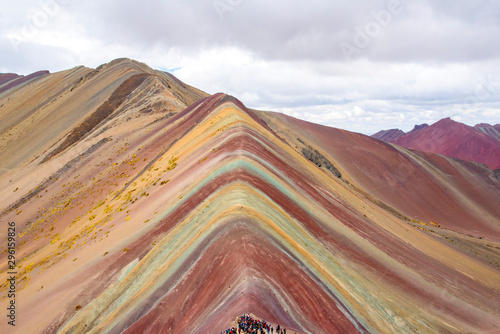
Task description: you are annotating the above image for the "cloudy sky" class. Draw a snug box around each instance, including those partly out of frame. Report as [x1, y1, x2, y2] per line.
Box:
[1, 0, 499, 134]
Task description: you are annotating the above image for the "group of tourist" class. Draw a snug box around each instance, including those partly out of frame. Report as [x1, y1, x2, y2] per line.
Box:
[221, 314, 287, 334]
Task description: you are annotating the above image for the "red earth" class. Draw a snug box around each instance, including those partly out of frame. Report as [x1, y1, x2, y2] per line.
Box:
[373, 118, 500, 169]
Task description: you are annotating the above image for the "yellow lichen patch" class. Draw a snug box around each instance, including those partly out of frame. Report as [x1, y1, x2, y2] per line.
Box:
[104, 205, 114, 214]
[92, 201, 106, 211]
[51, 233, 61, 244]
[70, 216, 81, 227]
[165, 156, 178, 171]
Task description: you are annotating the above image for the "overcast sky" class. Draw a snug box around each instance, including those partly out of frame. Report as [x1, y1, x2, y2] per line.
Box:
[1, 0, 499, 134]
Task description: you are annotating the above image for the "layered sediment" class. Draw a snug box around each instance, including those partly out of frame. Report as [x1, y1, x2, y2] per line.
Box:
[0, 59, 499, 333]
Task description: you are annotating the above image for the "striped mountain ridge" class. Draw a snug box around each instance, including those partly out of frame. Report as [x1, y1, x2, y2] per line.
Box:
[0, 70, 50, 95]
[0, 59, 499, 333]
[475, 123, 500, 142]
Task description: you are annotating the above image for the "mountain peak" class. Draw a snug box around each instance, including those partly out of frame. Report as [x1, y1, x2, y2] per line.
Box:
[371, 128, 405, 141]
[372, 117, 500, 169]
[408, 123, 428, 134]
[475, 123, 494, 128]
[434, 117, 461, 126]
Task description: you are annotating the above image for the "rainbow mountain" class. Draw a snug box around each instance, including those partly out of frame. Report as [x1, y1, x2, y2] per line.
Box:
[1, 58, 500, 333]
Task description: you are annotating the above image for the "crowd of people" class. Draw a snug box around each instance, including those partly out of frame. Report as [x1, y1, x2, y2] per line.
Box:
[221, 314, 288, 334]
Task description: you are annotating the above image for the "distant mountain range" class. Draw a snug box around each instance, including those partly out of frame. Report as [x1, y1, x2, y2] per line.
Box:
[372, 118, 500, 169]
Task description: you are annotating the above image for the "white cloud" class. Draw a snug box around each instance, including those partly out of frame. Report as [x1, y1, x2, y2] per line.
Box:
[0, 0, 499, 134]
